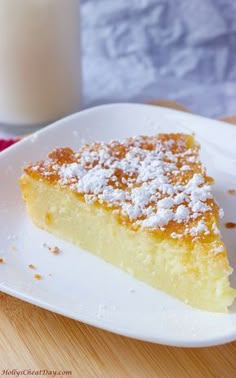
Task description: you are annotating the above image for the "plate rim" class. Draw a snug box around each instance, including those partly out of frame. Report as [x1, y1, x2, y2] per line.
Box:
[1, 285, 235, 348]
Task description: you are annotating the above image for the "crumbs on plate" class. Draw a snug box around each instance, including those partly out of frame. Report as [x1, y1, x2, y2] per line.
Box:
[0, 258, 4, 264]
[34, 274, 42, 280]
[227, 189, 236, 195]
[43, 243, 60, 255]
[28, 264, 36, 270]
[49, 246, 60, 255]
[225, 222, 236, 229]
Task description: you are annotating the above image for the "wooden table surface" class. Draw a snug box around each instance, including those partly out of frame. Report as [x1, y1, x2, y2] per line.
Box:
[0, 101, 236, 378]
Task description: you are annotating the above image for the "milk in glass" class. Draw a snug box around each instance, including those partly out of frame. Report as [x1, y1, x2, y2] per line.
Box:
[0, 0, 81, 129]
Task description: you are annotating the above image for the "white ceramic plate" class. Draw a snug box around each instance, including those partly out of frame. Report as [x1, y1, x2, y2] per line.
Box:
[0, 104, 236, 347]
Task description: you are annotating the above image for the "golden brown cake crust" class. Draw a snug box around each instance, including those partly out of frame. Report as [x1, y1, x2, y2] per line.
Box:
[25, 134, 221, 244]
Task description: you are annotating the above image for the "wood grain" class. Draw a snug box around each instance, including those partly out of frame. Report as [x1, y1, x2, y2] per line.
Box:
[220, 115, 236, 125]
[0, 101, 235, 378]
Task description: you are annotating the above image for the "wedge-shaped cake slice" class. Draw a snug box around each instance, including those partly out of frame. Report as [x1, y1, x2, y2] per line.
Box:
[20, 134, 236, 312]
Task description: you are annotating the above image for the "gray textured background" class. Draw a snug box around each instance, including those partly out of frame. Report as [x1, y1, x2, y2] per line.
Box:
[82, 0, 236, 118]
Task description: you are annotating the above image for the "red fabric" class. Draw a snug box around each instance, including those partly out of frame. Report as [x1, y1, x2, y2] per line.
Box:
[0, 138, 18, 152]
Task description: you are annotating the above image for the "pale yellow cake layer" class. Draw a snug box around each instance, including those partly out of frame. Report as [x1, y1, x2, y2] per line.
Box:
[20, 175, 236, 312]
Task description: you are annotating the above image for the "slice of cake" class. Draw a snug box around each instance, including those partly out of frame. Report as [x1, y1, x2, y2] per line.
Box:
[20, 133, 236, 312]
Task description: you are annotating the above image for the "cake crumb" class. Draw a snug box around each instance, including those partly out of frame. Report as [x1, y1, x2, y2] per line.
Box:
[225, 222, 236, 229]
[49, 246, 60, 255]
[0, 258, 4, 264]
[28, 264, 36, 270]
[11, 245, 17, 252]
[43, 243, 61, 255]
[34, 274, 42, 280]
[227, 189, 236, 195]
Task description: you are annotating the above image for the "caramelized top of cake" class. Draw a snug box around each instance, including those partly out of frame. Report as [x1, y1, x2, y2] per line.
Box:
[25, 133, 223, 242]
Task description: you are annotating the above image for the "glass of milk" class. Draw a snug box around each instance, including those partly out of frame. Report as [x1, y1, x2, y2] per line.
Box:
[0, 0, 81, 132]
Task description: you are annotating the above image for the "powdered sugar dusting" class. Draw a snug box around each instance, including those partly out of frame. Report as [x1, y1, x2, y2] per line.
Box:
[26, 134, 221, 241]
[190, 220, 210, 236]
